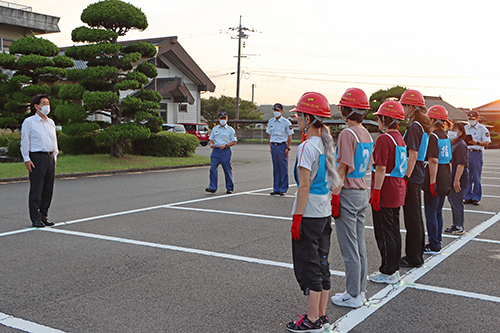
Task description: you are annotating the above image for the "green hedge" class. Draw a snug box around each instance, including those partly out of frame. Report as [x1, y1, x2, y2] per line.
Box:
[7, 138, 21, 157]
[133, 132, 199, 157]
[57, 132, 110, 155]
[0, 133, 21, 147]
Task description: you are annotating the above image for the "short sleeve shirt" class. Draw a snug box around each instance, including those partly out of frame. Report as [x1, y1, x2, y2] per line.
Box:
[424, 129, 451, 196]
[465, 123, 491, 150]
[266, 117, 294, 143]
[404, 121, 425, 184]
[209, 125, 237, 146]
[371, 131, 406, 208]
[336, 126, 373, 190]
[451, 138, 469, 188]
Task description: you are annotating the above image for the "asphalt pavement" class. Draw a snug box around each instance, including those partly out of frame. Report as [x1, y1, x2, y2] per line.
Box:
[1, 143, 499, 332]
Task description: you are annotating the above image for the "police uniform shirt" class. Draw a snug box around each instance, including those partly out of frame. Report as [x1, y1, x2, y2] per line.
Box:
[20, 114, 59, 162]
[465, 123, 491, 151]
[266, 117, 294, 143]
[209, 124, 237, 147]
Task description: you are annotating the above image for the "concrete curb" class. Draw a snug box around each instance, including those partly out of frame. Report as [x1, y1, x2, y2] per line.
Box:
[0, 163, 210, 183]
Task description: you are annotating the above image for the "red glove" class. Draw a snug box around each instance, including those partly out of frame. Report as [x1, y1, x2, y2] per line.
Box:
[291, 214, 302, 241]
[331, 194, 340, 218]
[430, 182, 437, 197]
[370, 189, 381, 212]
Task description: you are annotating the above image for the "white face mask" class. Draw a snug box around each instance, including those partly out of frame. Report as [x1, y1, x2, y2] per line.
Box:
[448, 131, 458, 141]
[273, 111, 282, 118]
[469, 120, 477, 126]
[39, 105, 50, 116]
[219, 119, 227, 126]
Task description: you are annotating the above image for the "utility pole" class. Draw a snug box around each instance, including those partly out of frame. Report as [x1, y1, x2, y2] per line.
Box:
[229, 16, 256, 121]
[251, 84, 256, 104]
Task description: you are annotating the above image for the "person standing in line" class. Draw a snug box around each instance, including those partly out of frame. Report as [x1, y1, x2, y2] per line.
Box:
[463, 110, 490, 205]
[369, 101, 407, 285]
[286, 92, 341, 333]
[445, 122, 469, 235]
[267, 103, 294, 196]
[423, 105, 452, 254]
[205, 112, 237, 194]
[20, 94, 59, 228]
[330, 88, 372, 308]
[399, 89, 432, 268]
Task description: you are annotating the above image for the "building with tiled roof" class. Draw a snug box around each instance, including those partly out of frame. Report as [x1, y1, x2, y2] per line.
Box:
[424, 95, 467, 121]
[472, 100, 500, 121]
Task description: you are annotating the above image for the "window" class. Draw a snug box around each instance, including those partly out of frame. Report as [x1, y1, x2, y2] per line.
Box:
[179, 104, 188, 113]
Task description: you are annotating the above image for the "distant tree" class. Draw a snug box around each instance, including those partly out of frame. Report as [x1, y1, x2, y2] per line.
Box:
[201, 95, 263, 127]
[367, 85, 407, 120]
[63, 0, 162, 157]
[0, 35, 73, 130]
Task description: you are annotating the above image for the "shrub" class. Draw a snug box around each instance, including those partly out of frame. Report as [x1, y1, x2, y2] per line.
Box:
[57, 132, 109, 155]
[0, 132, 21, 147]
[7, 138, 21, 157]
[133, 132, 199, 157]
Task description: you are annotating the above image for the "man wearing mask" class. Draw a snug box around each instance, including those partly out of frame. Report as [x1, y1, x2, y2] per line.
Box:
[205, 112, 237, 194]
[267, 103, 294, 196]
[20, 95, 59, 228]
[464, 111, 490, 205]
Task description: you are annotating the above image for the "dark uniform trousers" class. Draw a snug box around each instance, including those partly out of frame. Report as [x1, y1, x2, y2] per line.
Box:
[28, 152, 55, 223]
[403, 182, 425, 265]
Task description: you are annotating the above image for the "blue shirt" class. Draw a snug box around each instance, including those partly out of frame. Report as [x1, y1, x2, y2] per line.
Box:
[266, 117, 294, 143]
[209, 125, 237, 147]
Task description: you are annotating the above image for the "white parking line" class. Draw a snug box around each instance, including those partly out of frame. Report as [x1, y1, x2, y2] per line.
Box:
[0, 312, 65, 333]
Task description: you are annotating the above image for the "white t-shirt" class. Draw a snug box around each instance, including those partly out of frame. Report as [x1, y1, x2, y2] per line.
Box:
[292, 136, 331, 218]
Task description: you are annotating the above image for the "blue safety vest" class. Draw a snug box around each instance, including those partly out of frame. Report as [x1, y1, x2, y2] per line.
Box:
[294, 141, 329, 195]
[343, 128, 373, 179]
[372, 133, 407, 178]
[431, 133, 452, 164]
[403, 121, 429, 162]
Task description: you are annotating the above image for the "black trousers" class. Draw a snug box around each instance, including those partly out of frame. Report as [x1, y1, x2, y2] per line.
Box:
[28, 152, 55, 223]
[372, 206, 401, 275]
[292, 216, 332, 294]
[402, 182, 425, 265]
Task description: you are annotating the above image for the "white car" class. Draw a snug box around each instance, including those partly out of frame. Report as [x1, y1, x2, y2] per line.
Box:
[162, 124, 186, 133]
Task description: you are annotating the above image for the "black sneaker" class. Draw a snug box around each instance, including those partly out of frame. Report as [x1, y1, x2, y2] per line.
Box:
[473, 200, 480, 206]
[270, 191, 280, 196]
[205, 188, 216, 193]
[444, 225, 465, 235]
[463, 199, 473, 204]
[279, 192, 286, 196]
[226, 189, 233, 194]
[423, 244, 441, 255]
[286, 314, 323, 333]
[41, 217, 54, 226]
[319, 315, 330, 330]
[399, 256, 422, 268]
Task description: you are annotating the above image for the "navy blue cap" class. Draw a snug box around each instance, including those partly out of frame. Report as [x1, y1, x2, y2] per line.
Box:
[218, 111, 228, 118]
[273, 103, 283, 111]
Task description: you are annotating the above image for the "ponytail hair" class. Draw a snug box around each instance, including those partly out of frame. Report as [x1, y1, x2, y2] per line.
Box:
[411, 107, 432, 134]
[320, 124, 342, 189]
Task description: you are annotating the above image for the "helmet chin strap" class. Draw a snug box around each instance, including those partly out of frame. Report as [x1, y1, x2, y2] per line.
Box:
[405, 105, 421, 122]
[431, 119, 444, 127]
[381, 115, 400, 133]
[302, 113, 323, 133]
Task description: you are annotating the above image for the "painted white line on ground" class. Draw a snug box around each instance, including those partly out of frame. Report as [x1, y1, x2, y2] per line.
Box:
[481, 177, 500, 180]
[165, 205, 291, 220]
[0, 228, 34, 238]
[40, 227, 346, 277]
[481, 184, 500, 188]
[419, 206, 496, 215]
[472, 238, 500, 245]
[332, 212, 500, 333]
[0, 312, 65, 333]
[482, 195, 500, 198]
[406, 283, 500, 303]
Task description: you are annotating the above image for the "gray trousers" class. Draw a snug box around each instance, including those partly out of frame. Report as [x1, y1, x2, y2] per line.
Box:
[448, 186, 465, 228]
[334, 188, 368, 297]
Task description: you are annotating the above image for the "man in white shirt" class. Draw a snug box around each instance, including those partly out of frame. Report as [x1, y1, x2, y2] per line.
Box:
[464, 110, 490, 205]
[20, 95, 59, 227]
[267, 103, 294, 196]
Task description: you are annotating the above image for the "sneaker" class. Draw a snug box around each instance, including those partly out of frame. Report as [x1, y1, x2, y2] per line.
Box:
[226, 189, 233, 194]
[334, 290, 367, 304]
[444, 225, 465, 235]
[270, 191, 280, 196]
[286, 314, 323, 333]
[279, 192, 286, 196]
[473, 200, 480, 206]
[318, 315, 329, 330]
[205, 188, 216, 193]
[369, 271, 400, 284]
[331, 292, 364, 308]
[423, 244, 441, 255]
[400, 256, 422, 268]
[463, 199, 473, 204]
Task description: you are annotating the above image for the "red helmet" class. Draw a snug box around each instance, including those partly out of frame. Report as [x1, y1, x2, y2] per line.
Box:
[291, 92, 331, 118]
[374, 100, 405, 120]
[427, 105, 448, 120]
[400, 89, 425, 107]
[337, 88, 370, 109]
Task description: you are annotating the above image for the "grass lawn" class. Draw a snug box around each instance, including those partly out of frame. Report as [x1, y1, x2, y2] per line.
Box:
[0, 154, 210, 180]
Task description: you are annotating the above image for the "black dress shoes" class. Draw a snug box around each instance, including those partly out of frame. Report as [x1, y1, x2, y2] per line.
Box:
[41, 217, 55, 226]
[32, 220, 45, 228]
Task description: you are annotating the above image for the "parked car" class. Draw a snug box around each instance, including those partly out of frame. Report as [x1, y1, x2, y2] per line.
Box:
[176, 123, 210, 146]
[162, 124, 186, 133]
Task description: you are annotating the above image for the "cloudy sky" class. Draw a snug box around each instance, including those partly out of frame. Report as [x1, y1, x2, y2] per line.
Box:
[21, 0, 500, 108]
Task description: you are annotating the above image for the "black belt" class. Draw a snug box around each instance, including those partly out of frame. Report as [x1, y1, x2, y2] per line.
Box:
[271, 142, 287, 145]
[30, 151, 53, 155]
[468, 149, 482, 152]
